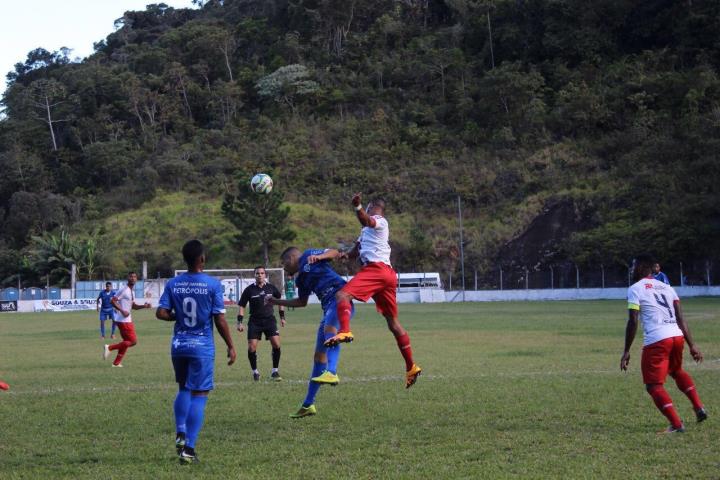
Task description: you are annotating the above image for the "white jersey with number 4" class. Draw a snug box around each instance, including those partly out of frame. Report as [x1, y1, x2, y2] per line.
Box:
[358, 215, 391, 266]
[113, 285, 135, 323]
[627, 277, 682, 346]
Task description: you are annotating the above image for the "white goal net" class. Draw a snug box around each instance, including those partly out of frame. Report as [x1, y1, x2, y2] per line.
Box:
[174, 268, 286, 306]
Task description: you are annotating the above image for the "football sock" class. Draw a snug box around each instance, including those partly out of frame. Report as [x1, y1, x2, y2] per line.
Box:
[303, 361, 326, 407]
[324, 333, 341, 374]
[336, 299, 352, 333]
[173, 387, 191, 435]
[647, 384, 683, 429]
[272, 347, 281, 369]
[100, 320, 105, 338]
[395, 332, 415, 371]
[671, 370, 703, 410]
[248, 351, 257, 370]
[111, 322, 117, 336]
[186, 395, 208, 449]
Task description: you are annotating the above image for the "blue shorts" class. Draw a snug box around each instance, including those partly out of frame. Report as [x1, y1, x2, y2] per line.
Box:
[172, 356, 214, 391]
[99, 311, 114, 321]
[314, 300, 353, 352]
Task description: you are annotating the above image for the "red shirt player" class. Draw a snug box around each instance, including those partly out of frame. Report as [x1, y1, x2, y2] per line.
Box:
[325, 193, 422, 388]
[621, 254, 707, 433]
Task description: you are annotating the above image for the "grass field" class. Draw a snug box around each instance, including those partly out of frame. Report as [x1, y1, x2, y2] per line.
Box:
[1, 299, 718, 479]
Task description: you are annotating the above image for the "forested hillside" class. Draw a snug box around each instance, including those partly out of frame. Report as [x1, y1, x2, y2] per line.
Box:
[1, 0, 719, 286]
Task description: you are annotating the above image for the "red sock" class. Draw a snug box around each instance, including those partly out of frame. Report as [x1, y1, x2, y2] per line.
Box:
[647, 384, 683, 428]
[336, 299, 352, 333]
[113, 342, 133, 365]
[395, 333, 414, 371]
[672, 370, 703, 410]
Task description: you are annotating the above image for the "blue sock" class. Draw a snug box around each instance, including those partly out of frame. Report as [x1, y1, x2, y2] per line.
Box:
[303, 361, 326, 408]
[174, 387, 191, 435]
[186, 395, 208, 449]
[100, 320, 105, 337]
[324, 335, 341, 375]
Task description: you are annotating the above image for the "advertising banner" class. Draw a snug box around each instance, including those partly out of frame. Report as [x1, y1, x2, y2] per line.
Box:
[0, 300, 17, 312]
[33, 299, 96, 312]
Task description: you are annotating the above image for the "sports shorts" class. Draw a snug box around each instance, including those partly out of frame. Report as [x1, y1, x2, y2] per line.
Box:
[172, 356, 214, 391]
[641, 336, 685, 385]
[116, 322, 137, 343]
[341, 262, 398, 318]
[99, 310, 114, 321]
[247, 317, 279, 341]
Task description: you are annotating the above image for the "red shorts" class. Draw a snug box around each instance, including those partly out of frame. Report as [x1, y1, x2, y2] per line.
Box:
[641, 336, 684, 384]
[116, 322, 137, 343]
[341, 262, 398, 318]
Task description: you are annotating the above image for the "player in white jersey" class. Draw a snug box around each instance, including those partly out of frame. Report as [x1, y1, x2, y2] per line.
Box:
[325, 193, 422, 389]
[103, 272, 151, 367]
[620, 254, 707, 433]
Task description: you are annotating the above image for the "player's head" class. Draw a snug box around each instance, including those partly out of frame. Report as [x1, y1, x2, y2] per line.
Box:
[632, 254, 656, 282]
[182, 239, 206, 270]
[280, 247, 301, 275]
[367, 197, 386, 216]
[127, 271, 138, 286]
[105, 282, 112, 291]
[652, 262, 661, 274]
[254, 266, 266, 284]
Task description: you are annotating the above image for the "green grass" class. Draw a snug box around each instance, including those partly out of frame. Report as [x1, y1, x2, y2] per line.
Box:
[1, 299, 719, 479]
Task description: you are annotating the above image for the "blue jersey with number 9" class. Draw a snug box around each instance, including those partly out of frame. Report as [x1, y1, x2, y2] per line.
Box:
[159, 272, 226, 358]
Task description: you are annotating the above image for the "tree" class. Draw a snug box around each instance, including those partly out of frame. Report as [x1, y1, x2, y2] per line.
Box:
[24, 79, 72, 151]
[221, 171, 295, 265]
[256, 64, 319, 113]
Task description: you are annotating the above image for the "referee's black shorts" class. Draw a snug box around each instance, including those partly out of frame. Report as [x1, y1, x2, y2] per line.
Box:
[247, 317, 279, 340]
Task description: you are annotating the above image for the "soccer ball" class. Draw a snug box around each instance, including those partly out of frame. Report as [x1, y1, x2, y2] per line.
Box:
[250, 173, 273, 194]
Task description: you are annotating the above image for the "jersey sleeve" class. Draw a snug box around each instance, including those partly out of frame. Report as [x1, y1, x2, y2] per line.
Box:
[158, 284, 172, 310]
[669, 285, 680, 303]
[373, 216, 388, 231]
[297, 274, 311, 299]
[238, 287, 250, 307]
[212, 281, 226, 315]
[627, 285, 640, 310]
[272, 285, 281, 299]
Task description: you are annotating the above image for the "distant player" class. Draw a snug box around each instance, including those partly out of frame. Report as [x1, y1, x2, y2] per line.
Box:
[237, 266, 285, 381]
[156, 239, 236, 464]
[325, 193, 422, 388]
[267, 247, 353, 418]
[620, 254, 707, 433]
[96, 282, 117, 339]
[652, 262, 670, 285]
[102, 272, 151, 367]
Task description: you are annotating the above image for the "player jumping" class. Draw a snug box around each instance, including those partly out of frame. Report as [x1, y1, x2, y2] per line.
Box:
[325, 193, 422, 388]
[267, 247, 354, 418]
[621, 254, 708, 433]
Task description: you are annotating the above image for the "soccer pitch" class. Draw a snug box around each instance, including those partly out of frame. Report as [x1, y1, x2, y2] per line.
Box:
[1, 299, 718, 479]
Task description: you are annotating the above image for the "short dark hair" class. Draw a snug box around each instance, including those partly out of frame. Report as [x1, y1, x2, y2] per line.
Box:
[128, 271, 137, 276]
[370, 197, 386, 213]
[634, 254, 656, 273]
[182, 240, 205, 267]
[281, 247, 300, 261]
[105, 282, 112, 287]
[254, 266, 266, 274]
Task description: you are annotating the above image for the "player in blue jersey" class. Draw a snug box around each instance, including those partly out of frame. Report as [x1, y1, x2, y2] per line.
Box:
[96, 282, 117, 339]
[266, 246, 354, 418]
[156, 240, 237, 464]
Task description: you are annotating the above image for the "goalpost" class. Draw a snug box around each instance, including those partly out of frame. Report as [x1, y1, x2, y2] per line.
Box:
[173, 268, 286, 306]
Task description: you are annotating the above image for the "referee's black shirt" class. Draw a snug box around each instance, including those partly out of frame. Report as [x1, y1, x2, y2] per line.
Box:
[238, 282, 281, 323]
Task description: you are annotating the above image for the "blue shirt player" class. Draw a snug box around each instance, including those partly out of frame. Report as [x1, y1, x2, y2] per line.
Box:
[267, 247, 355, 418]
[96, 282, 117, 339]
[156, 240, 236, 464]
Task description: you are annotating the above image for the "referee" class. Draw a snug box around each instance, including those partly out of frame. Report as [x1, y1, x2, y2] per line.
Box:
[236, 266, 285, 381]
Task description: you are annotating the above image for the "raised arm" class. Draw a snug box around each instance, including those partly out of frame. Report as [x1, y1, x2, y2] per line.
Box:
[266, 296, 309, 309]
[675, 302, 703, 363]
[352, 193, 376, 228]
[308, 249, 342, 264]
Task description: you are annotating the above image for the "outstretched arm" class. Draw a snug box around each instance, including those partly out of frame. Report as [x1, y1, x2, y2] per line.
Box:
[308, 249, 342, 264]
[620, 310, 639, 371]
[351, 193, 377, 228]
[675, 302, 703, 363]
[266, 296, 309, 308]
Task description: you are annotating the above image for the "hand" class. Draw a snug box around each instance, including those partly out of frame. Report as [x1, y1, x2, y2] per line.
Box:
[227, 347, 236, 365]
[351, 192, 362, 208]
[620, 351, 631, 371]
[281, 318, 286, 328]
[308, 255, 320, 264]
[236, 323, 244, 333]
[690, 345, 703, 363]
[144, 302, 151, 309]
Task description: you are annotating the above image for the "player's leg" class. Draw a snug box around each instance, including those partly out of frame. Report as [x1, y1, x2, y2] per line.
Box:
[667, 336, 706, 421]
[171, 356, 191, 455]
[642, 339, 683, 431]
[110, 320, 117, 339]
[269, 330, 282, 381]
[247, 333, 260, 380]
[179, 357, 214, 464]
[310, 305, 345, 387]
[328, 264, 384, 345]
[99, 312, 106, 339]
[112, 323, 137, 366]
[292, 324, 328, 418]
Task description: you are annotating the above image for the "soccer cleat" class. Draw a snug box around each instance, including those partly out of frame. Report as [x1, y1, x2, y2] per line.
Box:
[175, 434, 186, 456]
[179, 448, 199, 464]
[111, 363, 123, 368]
[0, 382, 9, 391]
[252, 372, 260, 381]
[311, 370, 339, 385]
[696, 407, 708, 423]
[323, 331, 354, 347]
[271, 371, 282, 382]
[405, 364, 422, 389]
[102, 345, 110, 360]
[657, 424, 685, 434]
[290, 404, 317, 419]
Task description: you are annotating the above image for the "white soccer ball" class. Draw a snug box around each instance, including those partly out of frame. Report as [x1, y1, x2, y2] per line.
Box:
[250, 173, 273, 194]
